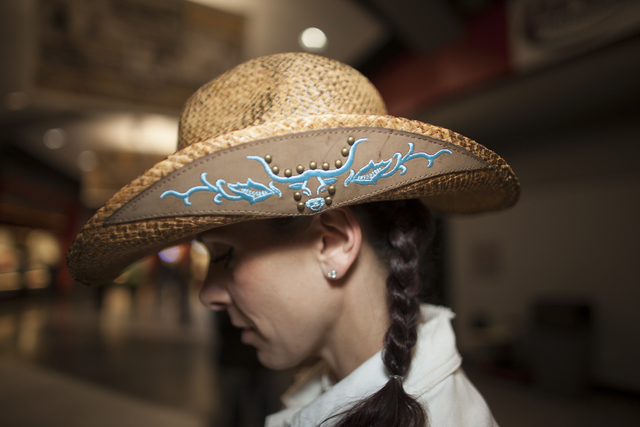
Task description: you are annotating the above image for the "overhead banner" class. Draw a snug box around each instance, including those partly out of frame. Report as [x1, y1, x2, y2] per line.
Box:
[35, 0, 244, 110]
[507, 0, 640, 71]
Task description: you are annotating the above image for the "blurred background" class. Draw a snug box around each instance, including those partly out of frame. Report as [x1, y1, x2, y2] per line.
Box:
[1, 0, 639, 426]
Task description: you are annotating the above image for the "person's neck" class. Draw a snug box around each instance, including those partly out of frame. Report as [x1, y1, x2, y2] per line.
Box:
[319, 246, 390, 381]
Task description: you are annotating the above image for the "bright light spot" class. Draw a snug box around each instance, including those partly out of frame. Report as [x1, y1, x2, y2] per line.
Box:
[4, 91, 29, 111]
[190, 241, 209, 281]
[300, 27, 327, 51]
[94, 114, 178, 155]
[191, 240, 207, 255]
[43, 128, 67, 150]
[26, 229, 61, 266]
[77, 150, 98, 172]
[159, 246, 181, 263]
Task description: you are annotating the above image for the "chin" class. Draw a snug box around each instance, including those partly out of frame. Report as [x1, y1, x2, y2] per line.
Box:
[256, 351, 299, 371]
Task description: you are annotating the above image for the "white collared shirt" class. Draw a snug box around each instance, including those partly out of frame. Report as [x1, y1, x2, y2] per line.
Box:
[266, 305, 498, 427]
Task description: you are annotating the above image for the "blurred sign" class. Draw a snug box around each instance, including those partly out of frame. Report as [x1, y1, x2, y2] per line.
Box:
[81, 150, 166, 208]
[35, 0, 244, 110]
[508, 0, 640, 71]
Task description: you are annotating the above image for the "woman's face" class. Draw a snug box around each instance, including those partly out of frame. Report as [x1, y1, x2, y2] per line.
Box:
[198, 219, 343, 370]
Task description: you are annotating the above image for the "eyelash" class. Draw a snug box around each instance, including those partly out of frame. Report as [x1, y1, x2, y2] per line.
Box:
[212, 248, 234, 268]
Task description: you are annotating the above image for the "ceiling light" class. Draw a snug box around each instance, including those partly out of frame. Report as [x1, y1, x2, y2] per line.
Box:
[300, 27, 327, 51]
[77, 150, 98, 172]
[43, 128, 67, 150]
[94, 113, 178, 154]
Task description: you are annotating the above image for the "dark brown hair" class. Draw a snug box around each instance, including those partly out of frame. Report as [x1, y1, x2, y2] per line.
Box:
[325, 199, 434, 427]
[268, 199, 435, 427]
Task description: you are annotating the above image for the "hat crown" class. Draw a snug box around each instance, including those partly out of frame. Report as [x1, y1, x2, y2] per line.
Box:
[177, 53, 387, 150]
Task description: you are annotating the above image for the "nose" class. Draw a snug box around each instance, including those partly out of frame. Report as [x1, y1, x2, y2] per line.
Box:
[199, 265, 232, 311]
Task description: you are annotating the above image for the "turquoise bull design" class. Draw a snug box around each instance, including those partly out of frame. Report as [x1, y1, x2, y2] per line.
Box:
[161, 137, 451, 212]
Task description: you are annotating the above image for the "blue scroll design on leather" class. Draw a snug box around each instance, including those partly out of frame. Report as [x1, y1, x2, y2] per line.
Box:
[160, 173, 281, 205]
[246, 137, 368, 196]
[344, 143, 451, 186]
[160, 137, 452, 208]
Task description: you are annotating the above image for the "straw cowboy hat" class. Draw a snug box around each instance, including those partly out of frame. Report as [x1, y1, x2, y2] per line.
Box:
[67, 52, 519, 286]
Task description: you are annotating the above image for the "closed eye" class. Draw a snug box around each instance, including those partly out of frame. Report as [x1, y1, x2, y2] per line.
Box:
[212, 247, 234, 268]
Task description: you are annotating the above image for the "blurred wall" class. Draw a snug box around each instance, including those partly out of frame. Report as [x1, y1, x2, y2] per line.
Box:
[448, 120, 640, 392]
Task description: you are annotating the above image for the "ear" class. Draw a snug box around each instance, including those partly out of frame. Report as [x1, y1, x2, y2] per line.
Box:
[316, 208, 362, 280]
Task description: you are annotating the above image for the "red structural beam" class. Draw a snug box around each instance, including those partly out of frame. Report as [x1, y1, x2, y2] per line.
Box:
[370, 2, 511, 117]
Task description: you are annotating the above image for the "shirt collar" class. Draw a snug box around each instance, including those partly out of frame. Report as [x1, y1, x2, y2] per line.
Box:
[266, 304, 461, 427]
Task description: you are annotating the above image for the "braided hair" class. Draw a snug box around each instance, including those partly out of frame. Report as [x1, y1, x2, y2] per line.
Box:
[326, 199, 435, 427]
[269, 199, 435, 427]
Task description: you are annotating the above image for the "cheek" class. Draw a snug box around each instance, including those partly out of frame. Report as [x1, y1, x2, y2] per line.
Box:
[230, 248, 342, 367]
[231, 257, 284, 318]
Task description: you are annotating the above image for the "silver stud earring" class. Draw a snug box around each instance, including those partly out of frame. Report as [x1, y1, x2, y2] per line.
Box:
[327, 270, 338, 279]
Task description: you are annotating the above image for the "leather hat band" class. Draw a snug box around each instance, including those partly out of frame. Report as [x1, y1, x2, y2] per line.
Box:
[105, 127, 490, 225]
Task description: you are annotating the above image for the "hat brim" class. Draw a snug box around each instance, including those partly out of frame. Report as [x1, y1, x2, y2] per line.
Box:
[67, 114, 519, 286]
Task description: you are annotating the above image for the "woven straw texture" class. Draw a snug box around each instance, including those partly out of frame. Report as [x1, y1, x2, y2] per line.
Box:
[67, 53, 519, 286]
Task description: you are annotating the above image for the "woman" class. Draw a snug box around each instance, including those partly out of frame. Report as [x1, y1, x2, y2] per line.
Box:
[68, 53, 519, 426]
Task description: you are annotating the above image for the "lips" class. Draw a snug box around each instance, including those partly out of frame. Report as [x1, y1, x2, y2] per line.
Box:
[229, 314, 251, 330]
[228, 312, 257, 343]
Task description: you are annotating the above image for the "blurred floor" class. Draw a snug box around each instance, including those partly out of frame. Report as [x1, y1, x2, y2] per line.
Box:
[467, 368, 640, 427]
[0, 358, 204, 427]
[0, 281, 218, 427]
[1, 283, 638, 427]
